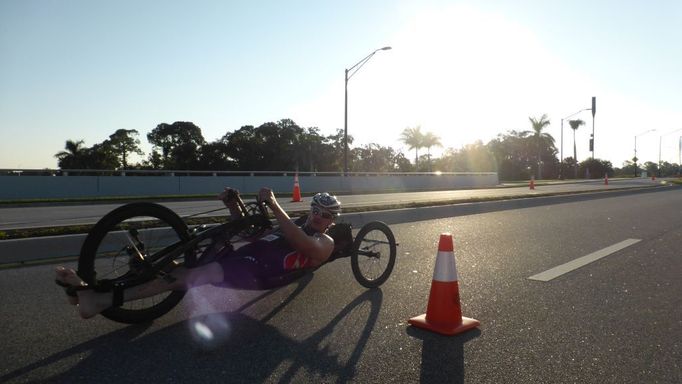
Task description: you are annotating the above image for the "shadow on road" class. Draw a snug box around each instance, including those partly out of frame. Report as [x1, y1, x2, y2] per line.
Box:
[407, 326, 481, 384]
[2, 279, 384, 384]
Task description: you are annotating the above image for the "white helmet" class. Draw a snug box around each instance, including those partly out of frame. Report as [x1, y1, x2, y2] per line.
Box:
[311, 192, 341, 216]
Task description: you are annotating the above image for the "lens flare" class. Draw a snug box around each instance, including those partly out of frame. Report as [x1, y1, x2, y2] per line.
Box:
[194, 321, 213, 340]
[186, 288, 233, 348]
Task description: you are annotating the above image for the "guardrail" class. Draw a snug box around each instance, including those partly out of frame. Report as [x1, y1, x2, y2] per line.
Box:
[0, 169, 499, 200]
[0, 168, 495, 177]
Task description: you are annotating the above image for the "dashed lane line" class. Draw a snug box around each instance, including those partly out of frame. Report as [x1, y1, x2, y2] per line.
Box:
[528, 239, 641, 282]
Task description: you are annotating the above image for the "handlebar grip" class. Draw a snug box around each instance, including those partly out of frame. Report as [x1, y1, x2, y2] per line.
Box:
[255, 197, 269, 216]
[226, 189, 239, 201]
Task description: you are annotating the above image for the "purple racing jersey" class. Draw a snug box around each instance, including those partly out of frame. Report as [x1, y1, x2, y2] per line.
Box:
[215, 223, 320, 290]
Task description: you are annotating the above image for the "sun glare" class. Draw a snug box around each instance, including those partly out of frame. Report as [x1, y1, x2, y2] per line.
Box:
[292, 4, 592, 159]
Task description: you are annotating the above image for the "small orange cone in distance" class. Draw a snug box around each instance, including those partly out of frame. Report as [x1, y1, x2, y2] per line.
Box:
[291, 173, 302, 202]
[604, 173, 609, 185]
[408, 233, 480, 336]
[529, 176, 535, 190]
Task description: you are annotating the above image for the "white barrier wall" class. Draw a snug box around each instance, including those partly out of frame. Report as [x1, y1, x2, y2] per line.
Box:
[0, 173, 499, 200]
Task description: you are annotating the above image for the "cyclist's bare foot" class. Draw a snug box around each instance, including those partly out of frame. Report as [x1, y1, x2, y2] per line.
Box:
[55, 266, 82, 305]
[54, 267, 110, 319]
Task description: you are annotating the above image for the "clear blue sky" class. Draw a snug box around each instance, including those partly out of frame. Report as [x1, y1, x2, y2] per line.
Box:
[1, 0, 681, 169]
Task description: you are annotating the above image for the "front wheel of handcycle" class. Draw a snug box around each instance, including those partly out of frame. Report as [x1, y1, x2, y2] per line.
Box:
[351, 221, 397, 288]
[77, 202, 193, 324]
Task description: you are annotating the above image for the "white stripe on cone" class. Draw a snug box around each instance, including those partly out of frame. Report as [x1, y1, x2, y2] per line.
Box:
[432, 250, 458, 282]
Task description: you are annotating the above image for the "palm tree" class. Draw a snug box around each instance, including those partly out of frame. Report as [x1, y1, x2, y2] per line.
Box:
[528, 114, 551, 179]
[55, 139, 87, 169]
[400, 126, 423, 170]
[422, 132, 442, 172]
[568, 119, 585, 178]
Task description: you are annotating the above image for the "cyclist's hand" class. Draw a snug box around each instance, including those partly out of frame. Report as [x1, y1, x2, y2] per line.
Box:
[258, 187, 276, 208]
[218, 187, 239, 203]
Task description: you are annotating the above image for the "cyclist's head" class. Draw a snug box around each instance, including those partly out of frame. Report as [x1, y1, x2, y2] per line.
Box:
[310, 192, 341, 219]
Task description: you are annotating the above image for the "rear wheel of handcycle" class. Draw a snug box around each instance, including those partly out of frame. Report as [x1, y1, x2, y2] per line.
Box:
[78, 202, 193, 324]
[351, 221, 397, 288]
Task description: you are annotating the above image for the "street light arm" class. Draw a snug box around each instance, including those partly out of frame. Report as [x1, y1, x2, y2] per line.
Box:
[562, 108, 591, 120]
[660, 127, 682, 136]
[635, 128, 656, 137]
[347, 51, 376, 81]
[346, 46, 392, 80]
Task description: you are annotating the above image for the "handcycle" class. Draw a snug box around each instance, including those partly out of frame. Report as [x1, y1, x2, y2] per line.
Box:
[72, 194, 397, 324]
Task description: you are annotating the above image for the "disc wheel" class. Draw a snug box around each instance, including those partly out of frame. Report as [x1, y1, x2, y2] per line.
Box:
[77, 202, 192, 324]
[351, 221, 397, 288]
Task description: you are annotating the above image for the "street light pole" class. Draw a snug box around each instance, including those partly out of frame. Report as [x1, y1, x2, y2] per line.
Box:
[659, 135, 662, 177]
[591, 96, 596, 159]
[634, 129, 656, 177]
[343, 46, 392, 175]
[560, 108, 590, 179]
[344, 68, 349, 175]
[658, 128, 682, 177]
[634, 135, 638, 178]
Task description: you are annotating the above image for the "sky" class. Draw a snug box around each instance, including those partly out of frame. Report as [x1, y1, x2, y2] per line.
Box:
[1, 0, 681, 170]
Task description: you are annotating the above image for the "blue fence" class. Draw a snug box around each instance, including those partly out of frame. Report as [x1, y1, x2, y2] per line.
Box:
[0, 169, 499, 200]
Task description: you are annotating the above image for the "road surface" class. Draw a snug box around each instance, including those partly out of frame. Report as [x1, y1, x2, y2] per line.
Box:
[1, 186, 680, 383]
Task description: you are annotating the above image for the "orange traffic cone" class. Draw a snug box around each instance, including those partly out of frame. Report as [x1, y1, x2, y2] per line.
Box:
[408, 233, 480, 335]
[604, 173, 609, 185]
[529, 176, 535, 190]
[291, 173, 302, 202]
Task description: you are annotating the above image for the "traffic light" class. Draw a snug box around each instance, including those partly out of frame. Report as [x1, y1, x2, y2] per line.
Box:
[592, 97, 596, 117]
[589, 138, 594, 152]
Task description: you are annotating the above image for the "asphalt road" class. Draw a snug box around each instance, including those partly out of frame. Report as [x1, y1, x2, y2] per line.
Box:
[1, 186, 680, 383]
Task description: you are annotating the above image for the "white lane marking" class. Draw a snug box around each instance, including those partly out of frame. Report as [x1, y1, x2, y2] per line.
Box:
[528, 239, 641, 282]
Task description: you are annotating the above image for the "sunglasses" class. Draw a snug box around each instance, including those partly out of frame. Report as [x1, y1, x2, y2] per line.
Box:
[311, 206, 334, 219]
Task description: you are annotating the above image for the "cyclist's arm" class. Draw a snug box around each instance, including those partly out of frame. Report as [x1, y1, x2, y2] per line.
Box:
[261, 190, 334, 266]
[218, 188, 244, 220]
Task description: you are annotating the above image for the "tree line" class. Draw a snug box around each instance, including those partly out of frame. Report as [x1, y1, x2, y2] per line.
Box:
[55, 119, 407, 173]
[54, 117, 680, 180]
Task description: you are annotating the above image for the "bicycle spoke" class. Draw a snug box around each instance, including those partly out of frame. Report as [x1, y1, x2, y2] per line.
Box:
[357, 232, 390, 281]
